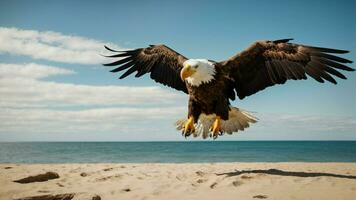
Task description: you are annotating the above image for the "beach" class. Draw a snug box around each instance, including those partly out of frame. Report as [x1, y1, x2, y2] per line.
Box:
[1, 163, 355, 200]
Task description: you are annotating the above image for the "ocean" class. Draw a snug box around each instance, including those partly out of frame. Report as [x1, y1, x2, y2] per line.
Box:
[0, 141, 355, 163]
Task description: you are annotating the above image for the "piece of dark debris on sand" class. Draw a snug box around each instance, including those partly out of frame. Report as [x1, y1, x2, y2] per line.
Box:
[14, 193, 102, 200]
[14, 172, 59, 184]
[14, 193, 75, 200]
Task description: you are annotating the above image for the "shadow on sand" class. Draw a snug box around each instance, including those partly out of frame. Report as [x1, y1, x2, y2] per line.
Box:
[216, 168, 356, 180]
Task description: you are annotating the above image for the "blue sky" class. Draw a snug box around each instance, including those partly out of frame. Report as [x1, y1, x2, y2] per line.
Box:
[0, 0, 355, 141]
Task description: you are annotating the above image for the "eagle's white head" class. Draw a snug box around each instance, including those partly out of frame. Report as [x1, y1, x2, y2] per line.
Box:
[180, 59, 216, 86]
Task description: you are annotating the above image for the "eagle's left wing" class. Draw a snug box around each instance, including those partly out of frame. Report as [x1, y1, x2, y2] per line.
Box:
[103, 44, 188, 93]
[219, 39, 354, 100]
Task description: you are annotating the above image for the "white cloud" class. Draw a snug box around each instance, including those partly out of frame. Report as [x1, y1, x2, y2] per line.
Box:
[256, 113, 356, 132]
[0, 107, 185, 134]
[0, 62, 186, 135]
[0, 63, 75, 79]
[0, 63, 186, 108]
[0, 27, 120, 64]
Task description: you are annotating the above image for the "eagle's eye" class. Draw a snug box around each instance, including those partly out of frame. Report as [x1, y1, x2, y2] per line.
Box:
[193, 65, 198, 69]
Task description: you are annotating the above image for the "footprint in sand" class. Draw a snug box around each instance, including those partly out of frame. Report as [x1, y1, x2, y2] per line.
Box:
[95, 174, 123, 182]
[232, 180, 243, 187]
[253, 194, 268, 199]
[56, 183, 65, 187]
[176, 174, 188, 181]
[210, 182, 218, 189]
[196, 178, 208, 184]
[103, 167, 114, 171]
[196, 171, 205, 177]
[37, 190, 50, 193]
[80, 172, 89, 177]
[121, 188, 131, 193]
[240, 175, 254, 180]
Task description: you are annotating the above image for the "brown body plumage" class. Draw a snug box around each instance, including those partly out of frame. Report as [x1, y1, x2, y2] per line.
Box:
[186, 65, 233, 122]
[103, 39, 354, 139]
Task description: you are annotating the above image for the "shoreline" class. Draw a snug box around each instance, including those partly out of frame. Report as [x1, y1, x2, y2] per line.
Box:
[1, 163, 355, 200]
[2, 161, 356, 164]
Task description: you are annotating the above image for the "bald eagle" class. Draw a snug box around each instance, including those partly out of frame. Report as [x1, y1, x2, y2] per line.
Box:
[103, 39, 353, 139]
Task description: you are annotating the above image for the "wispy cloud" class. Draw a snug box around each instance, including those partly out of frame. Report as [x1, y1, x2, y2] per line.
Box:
[256, 113, 356, 132]
[0, 107, 185, 134]
[0, 62, 75, 79]
[0, 27, 120, 64]
[0, 62, 186, 135]
[0, 63, 185, 108]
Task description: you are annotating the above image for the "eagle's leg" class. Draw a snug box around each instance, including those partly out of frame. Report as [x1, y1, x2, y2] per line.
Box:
[210, 116, 221, 139]
[182, 116, 195, 137]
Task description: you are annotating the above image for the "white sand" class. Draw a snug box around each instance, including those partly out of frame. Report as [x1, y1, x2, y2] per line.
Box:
[1, 163, 356, 200]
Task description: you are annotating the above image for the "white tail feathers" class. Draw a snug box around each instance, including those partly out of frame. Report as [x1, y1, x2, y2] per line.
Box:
[175, 107, 258, 139]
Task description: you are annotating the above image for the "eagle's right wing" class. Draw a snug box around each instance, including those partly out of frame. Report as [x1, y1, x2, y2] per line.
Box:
[104, 44, 188, 93]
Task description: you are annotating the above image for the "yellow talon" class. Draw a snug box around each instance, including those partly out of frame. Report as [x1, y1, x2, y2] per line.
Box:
[210, 116, 221, 139]
[183, 116, 195, 137]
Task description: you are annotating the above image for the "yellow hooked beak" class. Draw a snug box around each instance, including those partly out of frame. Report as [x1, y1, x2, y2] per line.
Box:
[180, 64, 196, 81]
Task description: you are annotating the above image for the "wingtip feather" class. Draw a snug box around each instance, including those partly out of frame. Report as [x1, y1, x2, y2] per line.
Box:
[104, 45, 119, 52]
[103, 63, 114, 66]
[273, 38, 294, 43]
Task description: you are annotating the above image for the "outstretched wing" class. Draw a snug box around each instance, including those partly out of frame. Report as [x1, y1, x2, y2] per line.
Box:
[103, 44, 188, 93]
[219, 39, 354, 99]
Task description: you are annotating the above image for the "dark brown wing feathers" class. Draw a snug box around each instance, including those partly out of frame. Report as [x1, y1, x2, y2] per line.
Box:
[220, 39, 354, 99]
[103, 45, 188, 93]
